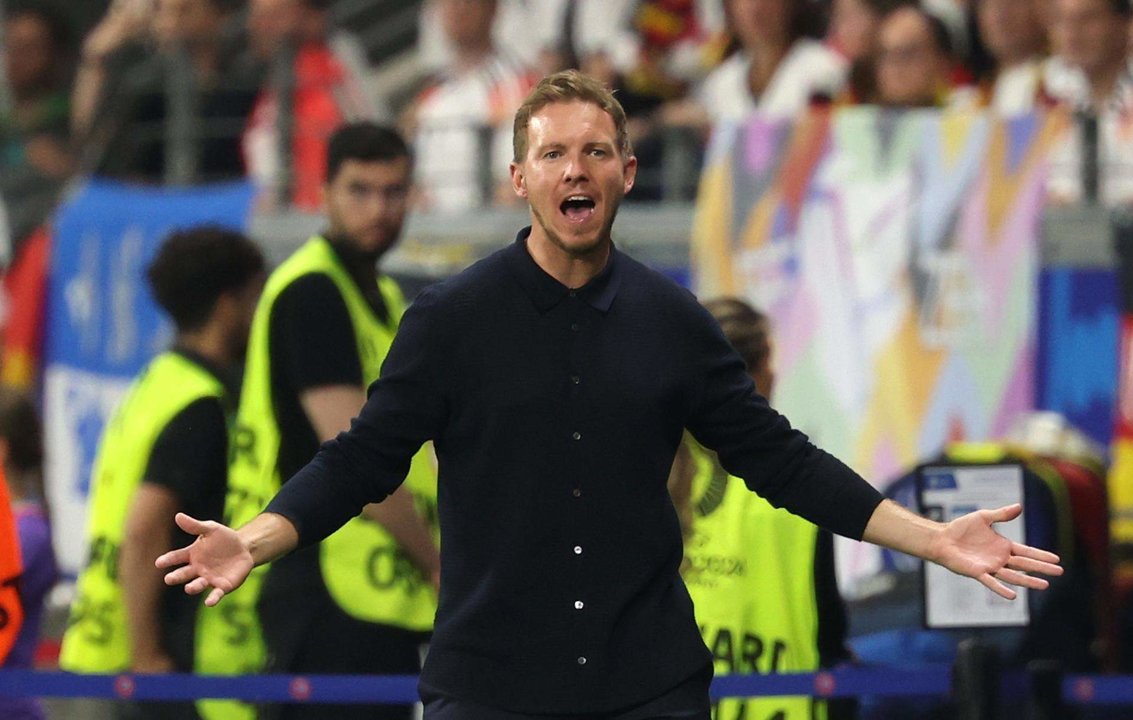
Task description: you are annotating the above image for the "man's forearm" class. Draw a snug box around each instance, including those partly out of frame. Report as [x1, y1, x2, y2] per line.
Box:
[121, 486, 177, 668]
[120, 533, 172, 667]
[238, 512, 301, 567]
[861, 499, 944, 562]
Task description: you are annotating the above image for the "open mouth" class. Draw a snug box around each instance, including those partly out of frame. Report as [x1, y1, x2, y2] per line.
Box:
[560, 195, 597, 223]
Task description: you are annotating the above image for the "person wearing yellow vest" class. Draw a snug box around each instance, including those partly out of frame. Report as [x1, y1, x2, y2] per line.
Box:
[60, 226, 266, 720]
[215, 122, 440, 720]
[670, 299, 855, 720]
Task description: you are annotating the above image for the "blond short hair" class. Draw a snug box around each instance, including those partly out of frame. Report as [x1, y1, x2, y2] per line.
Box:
[512, 70, 632, 163]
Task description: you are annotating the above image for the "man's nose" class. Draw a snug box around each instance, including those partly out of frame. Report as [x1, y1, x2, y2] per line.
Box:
[564, 155, 589, 183]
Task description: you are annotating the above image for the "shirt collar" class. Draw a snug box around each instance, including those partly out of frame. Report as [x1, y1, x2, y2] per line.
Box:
[505, 226, 621, 314]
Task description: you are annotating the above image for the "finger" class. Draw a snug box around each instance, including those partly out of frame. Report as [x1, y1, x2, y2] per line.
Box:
[205, 587, 226, 607]
[994, 568, 1049, 591]
[1006, 555, 1063, 577]
[1011, 542, 1061, 566]
[185, 576, 211, 596]
[174, 512, 210, 536]
[986, 504, 1022, 523]
[977, 572, 1017, 600]
[163, 565, 199, 586]
[155, 546, 190, 569]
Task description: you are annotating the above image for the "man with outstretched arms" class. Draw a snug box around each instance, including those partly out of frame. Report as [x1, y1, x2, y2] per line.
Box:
[61, 227, 265, 720]
[160, 72, 1062, 720]
[202, 122, 440, 720]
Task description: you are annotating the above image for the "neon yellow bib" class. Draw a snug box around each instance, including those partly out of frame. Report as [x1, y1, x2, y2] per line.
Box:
[682, 440, 824, 720]
[195, 237, 438, 720]
[60, 353, 224, 673]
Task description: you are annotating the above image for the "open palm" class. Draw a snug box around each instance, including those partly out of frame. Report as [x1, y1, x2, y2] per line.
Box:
[155, 513, 254, 607]
[929, 504, 1062, 599]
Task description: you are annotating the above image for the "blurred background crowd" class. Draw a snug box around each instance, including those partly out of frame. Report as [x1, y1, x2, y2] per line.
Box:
[1, 0, 1131, 241]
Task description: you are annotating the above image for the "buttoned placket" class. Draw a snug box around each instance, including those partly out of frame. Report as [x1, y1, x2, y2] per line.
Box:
[566, 290, 588, 671]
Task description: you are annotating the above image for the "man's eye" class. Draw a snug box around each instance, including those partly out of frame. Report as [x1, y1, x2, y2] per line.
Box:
[590, 149, 607, 157]
[544, 151, 561, 159]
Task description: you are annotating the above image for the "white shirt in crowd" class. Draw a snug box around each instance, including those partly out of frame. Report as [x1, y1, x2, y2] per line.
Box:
[695, 39, 848, 123]
[1044, 56, 1133, 207]
[414, 51, 534, 212]
[418, 0, 542, 71]
[988, 59, 1047, 116]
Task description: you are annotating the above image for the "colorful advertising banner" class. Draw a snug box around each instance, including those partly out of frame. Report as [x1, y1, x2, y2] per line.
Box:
[692, 108, 1063, 586]
[43, 180, 255, 577]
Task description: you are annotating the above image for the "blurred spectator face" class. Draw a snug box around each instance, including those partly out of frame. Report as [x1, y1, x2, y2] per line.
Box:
[153, 0, 225, 49]
[324, 157, 412, 258]
[877, 7, 951, 105]
[3, 12, 57, 98]
[247, 0, 303, 58]
[1052, 0, 1130, 78]
[441, 0, 496, 53]
[728, 0, 793, 51]
[977, 0, 1046, 67]
[829, 0, 883, 61]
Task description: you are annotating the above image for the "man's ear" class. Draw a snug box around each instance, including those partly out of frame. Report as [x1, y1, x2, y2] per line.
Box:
[509, 162, 528, 198]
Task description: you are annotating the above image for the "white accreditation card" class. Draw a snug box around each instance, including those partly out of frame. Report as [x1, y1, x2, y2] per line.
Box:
[918, 464, 1030, 629]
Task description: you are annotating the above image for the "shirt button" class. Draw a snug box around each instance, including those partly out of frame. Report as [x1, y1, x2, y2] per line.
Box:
[572, 488, 581, 498]
[573, 545, 582, 555]
[577, 656, 587, 665]
[569, 290, 577, 297]
[570, 375, 580, 385]
[574, 600, 584, 610]
[571, 322, 580, 332]
[572, 431, 581, 441]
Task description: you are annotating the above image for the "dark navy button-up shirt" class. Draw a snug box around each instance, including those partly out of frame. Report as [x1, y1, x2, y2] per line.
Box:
[266, 227, 884, 714]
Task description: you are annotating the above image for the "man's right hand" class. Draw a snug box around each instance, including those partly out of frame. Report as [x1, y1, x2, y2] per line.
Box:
[156, 513, 254, 607]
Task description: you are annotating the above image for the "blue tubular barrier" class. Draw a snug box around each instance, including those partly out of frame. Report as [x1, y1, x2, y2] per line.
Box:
[2, 667, 1133, 706]
[0, 667, 953, 704]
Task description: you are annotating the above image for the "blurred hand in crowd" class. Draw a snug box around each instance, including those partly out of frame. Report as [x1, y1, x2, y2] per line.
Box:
[82, 0, 153, 64]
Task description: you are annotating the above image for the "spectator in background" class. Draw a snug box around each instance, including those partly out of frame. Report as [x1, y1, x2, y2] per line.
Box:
[876, 5, 959, 107]
[970, 0, 1051, 113]
[827, 0, 911, 103]
[0, 3, 75, 181]
[418, 0, 543, 74]
[669, 299, 855, 720]
[73, 0, 259, 183]
[59, 227, 265, 720]
[1045, 0, 1133, 205]
[243, 0, 383, 211]
[665, 0, 847, 127]
[0, 387, 56, 720]
[220, 124, 439, 720]
[408, 0, 536, 211]
[544, 0, 630, 75]
[1047, 0, 1133, 113]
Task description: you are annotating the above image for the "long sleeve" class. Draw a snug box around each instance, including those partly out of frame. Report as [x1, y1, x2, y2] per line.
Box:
[264, 287, 448, 547]
[682, 301, 883, 540]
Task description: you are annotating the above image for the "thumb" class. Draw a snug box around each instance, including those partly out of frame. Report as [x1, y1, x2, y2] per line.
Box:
[174, 512, 208, 536]
[986, 503, 1022, 524]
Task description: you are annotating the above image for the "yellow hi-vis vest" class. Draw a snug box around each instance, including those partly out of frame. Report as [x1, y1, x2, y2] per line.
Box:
[59, 352, 225, 673]
[195, 236, 438, 720]
[682, 439, 825, 720]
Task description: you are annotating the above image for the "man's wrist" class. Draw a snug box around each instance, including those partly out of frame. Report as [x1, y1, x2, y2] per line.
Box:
[240, 512, 299, 566]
